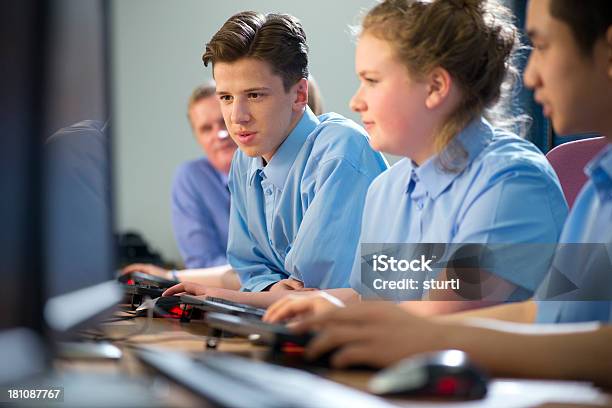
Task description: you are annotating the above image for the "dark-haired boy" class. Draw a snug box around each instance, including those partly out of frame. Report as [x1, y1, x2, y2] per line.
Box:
[164, 11, 387, 306]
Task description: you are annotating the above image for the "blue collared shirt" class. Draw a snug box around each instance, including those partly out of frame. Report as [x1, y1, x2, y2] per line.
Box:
[171, 157, 230, 268]
[227, 107, 388, 292]
[536, 143, 612, 323]
[350, 117, 568, 299]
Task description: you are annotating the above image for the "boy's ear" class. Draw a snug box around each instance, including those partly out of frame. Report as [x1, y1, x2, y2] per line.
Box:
[425, 67, 452, 110]
[292, 78, 309, 112]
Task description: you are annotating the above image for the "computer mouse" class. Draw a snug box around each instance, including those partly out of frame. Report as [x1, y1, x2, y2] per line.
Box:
[135, 296, 186, 319]
[368, 349, 488, 399]
[271, 333, 373, 371]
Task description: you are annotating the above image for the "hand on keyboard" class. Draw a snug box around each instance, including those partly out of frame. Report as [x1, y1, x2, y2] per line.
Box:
[263, 292, 344, 323]
[162, 281, 223, 297]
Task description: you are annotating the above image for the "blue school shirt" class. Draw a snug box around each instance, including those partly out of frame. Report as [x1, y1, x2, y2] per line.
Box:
[536, 143, 612, 323]
[227, 107, 388, 292]
[171, 158, 230, 268]
[350, 117, 568, 299]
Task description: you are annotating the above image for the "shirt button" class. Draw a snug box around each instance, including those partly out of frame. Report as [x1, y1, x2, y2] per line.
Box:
[417, 201, 424, 209]
[268, 239, 273, 246]
[265, 188, 273, 196]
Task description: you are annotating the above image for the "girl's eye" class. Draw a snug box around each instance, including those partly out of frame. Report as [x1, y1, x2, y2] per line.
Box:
[364, 78, 379, 85]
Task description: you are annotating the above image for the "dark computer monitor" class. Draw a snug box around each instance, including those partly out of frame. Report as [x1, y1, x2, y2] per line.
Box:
[42, 0, 123, 337]
[1, 0, 122, 385]
[0, 0, 51, 384]
[2, 4, 179, 405]
[43, 117, 124, 336]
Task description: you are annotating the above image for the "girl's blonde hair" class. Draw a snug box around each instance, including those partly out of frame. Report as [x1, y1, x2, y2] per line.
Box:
[360, 0, 527, 168]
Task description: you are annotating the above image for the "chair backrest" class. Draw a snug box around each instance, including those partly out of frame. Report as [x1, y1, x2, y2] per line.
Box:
[546, 136, 608, 208]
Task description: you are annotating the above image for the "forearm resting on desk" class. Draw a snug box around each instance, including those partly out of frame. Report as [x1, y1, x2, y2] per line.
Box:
[322, 288, 360, 304]
[399, 269, 520, 317]
[176, 264, 241, 290]
[444, 322, 612, 389]
[437, 300, 538, 324]
[215, 289, 312, 309]
[231, 287, 359, 310]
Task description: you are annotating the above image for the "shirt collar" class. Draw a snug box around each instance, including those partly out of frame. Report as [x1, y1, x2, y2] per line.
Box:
[247, 156, 265, 186]
[248, 106, 319, 188]
[585, 143, 612, 201]
[406, 117, 494, 199]
[219, 170, 229, 187]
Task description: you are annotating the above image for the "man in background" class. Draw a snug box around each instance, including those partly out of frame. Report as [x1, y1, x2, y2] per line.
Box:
[171, 83, 237, 269]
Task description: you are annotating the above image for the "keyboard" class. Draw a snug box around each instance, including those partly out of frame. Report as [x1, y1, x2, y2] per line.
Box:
[206, 296, 267, 318]
[122, 284, 165, 298]
[205, 312, 312, 346]
[135, 348, 395, 408]
[117, 271, 179, 289]
[180, 295, 266, 320]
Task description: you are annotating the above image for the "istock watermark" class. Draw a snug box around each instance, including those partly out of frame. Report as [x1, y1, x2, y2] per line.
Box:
[356, 243, 612, 302]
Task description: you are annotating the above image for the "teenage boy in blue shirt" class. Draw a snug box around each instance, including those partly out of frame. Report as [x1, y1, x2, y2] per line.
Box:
[163, 11, 387, 307]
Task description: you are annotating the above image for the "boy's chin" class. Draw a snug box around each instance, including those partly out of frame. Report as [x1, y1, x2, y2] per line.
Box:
[241, 148, 261, 158]
[550, 118, 575, 137]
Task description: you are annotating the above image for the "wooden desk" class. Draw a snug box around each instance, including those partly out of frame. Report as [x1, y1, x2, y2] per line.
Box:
[59, 314, 612, 408]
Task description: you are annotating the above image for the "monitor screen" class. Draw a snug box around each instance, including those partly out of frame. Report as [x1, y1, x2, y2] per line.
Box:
[44, 0, 114, 299]
[0, 0, 122, 338]
[42, 0, 123, 334]
[0, 0, 51, 384]
[0, 0, 46, 334]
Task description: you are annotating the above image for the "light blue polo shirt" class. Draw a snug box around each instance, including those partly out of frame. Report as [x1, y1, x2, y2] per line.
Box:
[350, 117, 568, 300]
[228, 107, 388, 292]
[536, 143, 612, 323]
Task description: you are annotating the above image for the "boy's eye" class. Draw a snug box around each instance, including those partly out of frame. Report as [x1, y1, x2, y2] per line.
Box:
[219, 95, 233, 102]
[364, 77, 379, 85]
[248, 92, 262, 99]
[530, 42, 548, 52]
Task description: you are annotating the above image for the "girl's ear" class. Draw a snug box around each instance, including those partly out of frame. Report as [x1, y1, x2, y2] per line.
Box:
[425, 67, 452, 110]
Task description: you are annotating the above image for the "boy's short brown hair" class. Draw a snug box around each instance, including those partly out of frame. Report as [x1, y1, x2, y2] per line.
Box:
[203, 11, 309, 91]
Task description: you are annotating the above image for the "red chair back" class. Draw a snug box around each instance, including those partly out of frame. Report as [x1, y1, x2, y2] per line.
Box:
[546, 137, 608, 208]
